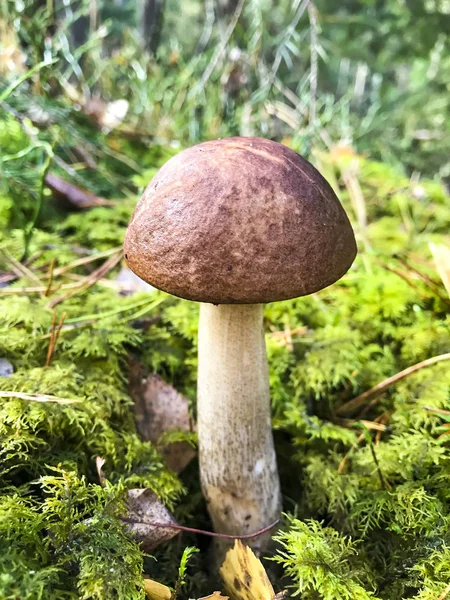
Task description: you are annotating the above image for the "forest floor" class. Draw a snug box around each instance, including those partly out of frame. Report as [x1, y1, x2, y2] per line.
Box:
[1, 85, 450, 600]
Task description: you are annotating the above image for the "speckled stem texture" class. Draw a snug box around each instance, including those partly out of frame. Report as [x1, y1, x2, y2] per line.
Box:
[197, 303, 281, 551]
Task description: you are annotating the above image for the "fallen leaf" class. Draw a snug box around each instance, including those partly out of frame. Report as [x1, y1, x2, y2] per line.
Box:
[45, 173, 115, 209]
[430, 242, 450, 298]
[123, 488, 180, 552]
[220, 540, 285, 600]
[144, 578, 172, 600]
[128, 365, 196, 473]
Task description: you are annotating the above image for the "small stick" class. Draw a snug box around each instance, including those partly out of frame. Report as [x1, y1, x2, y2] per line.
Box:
[45, 311, 66, 366]
[337, 353, 450, 416]
[44, 258, 55, 297]
[121, 518, 280, 540]
[338, 432, 364, 474]
[375, 412, 392, 445]
[369, 442, 391, 490]
[48, 251, 122, 308]
[51, 247, 121, 277]
[338, 413, 389, 474]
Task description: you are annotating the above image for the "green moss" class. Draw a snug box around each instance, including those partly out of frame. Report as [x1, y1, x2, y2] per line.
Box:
[1, 86, 450, 598]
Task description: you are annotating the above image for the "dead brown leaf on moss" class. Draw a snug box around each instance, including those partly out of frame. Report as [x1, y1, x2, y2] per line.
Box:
[123, 488, 180, 552]
[128, 363, 196, 473]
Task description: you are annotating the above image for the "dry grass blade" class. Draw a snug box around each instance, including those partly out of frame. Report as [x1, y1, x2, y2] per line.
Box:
[338, 412, 388, 474]
[0, 391, 80, 404]
[44, 258, 55, 297]
[48, 251, 122, 308]
[45, 310, 66, 366]
[0, 250, 44, 285]
[337, 352, 450, 416]
[51, 246, 122, 277]
[423, 406, 450, 416]
[1, 248, 43, 287]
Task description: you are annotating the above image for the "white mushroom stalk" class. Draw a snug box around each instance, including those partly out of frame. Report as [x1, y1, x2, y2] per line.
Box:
[197, 303, 281, 549]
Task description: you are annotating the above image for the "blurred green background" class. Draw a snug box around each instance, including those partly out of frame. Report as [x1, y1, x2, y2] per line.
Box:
[1, 0, 450, 177]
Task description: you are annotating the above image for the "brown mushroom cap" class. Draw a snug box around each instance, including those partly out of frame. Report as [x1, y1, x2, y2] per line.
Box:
[124, 137, 357, 304]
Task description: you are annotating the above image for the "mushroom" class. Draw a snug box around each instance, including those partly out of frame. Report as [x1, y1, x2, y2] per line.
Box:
[124, 137, 357, 550]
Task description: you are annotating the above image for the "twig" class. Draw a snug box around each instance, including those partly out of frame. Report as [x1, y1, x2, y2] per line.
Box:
[45, 311, 66, 367]
[338, 432, 364, 474]
[44, 259, 55, 297]
[48, 251, 122, 308]
[0, 391, 80, 404]
[0, 281, 81, 296]
[120, 518, 279, 540]
[0, 249, 43, 287]
[338, 413, 386, 474]
[370, 442, 391, 490]
[0, 250, 44, 285]
[423, 406, 450, 416]
[375, 411, 392, 445]
[337, 353, 450, 416]
[51, 247, 122, 277]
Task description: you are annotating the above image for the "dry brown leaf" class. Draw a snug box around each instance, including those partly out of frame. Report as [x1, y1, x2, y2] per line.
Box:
[123, 488, 179, 552]
[430, 242, 450, 298]
[45, 173, 115, 209]
[128, 365, 196, 473]
[220, 540, 284, 600]
[143, 578, 172, 600]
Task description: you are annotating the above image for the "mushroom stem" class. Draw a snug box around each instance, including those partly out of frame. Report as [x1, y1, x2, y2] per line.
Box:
[197, 303, 281, 551]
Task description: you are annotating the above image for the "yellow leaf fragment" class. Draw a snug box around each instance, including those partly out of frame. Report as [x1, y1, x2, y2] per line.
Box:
[220, 540, 274, 600]
[144, 578, 171, 600]
[430, 242, 450, 298]
[199, 593, 229, 600]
